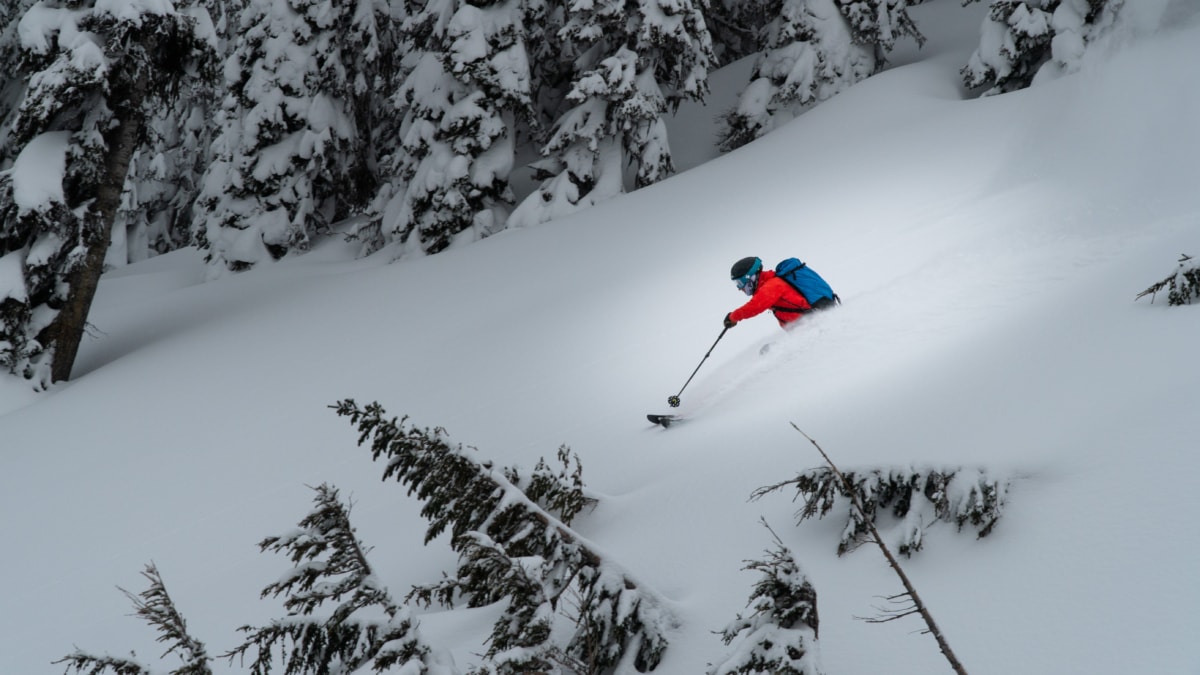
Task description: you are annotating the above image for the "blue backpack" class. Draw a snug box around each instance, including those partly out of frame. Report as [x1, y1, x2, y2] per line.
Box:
[775, 258, 840, 310]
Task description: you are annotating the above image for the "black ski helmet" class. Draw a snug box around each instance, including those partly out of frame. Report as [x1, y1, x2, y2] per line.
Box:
[730, 256, 763, 280]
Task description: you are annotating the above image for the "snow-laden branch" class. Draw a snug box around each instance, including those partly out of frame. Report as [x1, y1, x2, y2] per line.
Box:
[333, 398, 674, 673]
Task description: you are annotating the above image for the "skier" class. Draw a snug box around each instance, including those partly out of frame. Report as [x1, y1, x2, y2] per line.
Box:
[724, 256, 834, 329]
[652, 256, 835, 423]
[651, 256, 837, 424]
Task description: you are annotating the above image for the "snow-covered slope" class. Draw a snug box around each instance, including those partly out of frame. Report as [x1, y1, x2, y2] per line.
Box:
[3, 2, 1199, 674]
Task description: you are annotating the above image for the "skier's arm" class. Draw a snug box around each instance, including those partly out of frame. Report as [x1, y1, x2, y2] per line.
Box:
[729, 281, 786, 323]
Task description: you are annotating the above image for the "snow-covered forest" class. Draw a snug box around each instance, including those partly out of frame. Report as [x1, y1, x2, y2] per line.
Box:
[2, 0, 1129, 387]
[2, 0, 1199, 674]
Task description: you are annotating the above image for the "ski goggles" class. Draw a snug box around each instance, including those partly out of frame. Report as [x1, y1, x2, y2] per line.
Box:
[736, 273, 757, 294]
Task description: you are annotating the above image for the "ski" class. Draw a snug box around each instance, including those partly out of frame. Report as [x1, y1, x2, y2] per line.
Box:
[647, 414, 683, 428]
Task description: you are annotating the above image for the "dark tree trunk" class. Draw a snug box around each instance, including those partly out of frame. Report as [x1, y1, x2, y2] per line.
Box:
[49, 80, 147, 383]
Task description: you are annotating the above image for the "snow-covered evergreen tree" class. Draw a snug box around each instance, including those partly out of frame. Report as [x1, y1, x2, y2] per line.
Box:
[522, 0, 569, 124]
[338, 0, 411, 257]
[110, 99, 211, 265]
[1136, 254, 1200, 306]
[754, 465, 1009, 557]
[369, 0, 536, 257]
[705, 0, 779, 65]
[334, 399, 671, 673]
[56, 563, 213, 675]
[710, 524, 822, 675]
[509, 47, 658, 226]
[515, 444, 598, 525]
[440, 533, 562, 674]
[227, 483, 453, 674]
[106, 0, 247, 267]
[0, 0, 216, 385]
[1040, 0, 1122, 80]
[337, 0, 394, 174]
[109, 0, 231, 266]
[963, 0, 1057, 94]
[962, 0, 1123, 95]
[717, 0, 927, 151]
[717, 0, 876, 151]
[833, 0, 924, 55]
[194, 0, 385, 274]
[0, 0, 37, 168]
[509, 0, 715, 227]
[413, 446, 598, 673]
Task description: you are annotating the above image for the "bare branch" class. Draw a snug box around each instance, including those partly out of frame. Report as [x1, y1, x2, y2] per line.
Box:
[791, 423, 971, 675]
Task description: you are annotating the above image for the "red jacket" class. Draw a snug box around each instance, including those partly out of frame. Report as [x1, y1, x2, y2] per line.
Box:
[730, 270, 812, 327]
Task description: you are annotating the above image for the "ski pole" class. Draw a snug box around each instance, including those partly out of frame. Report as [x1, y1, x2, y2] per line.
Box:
[668, 326, 729, 407]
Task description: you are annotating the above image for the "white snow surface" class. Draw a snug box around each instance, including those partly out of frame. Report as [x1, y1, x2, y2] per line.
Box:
[0, 250, 28, 303]
[11, 131, 70, 213]
[3, 2, 1200, 674]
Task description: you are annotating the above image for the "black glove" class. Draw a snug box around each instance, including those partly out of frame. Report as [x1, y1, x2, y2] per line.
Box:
[724, 313, 737, 329]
